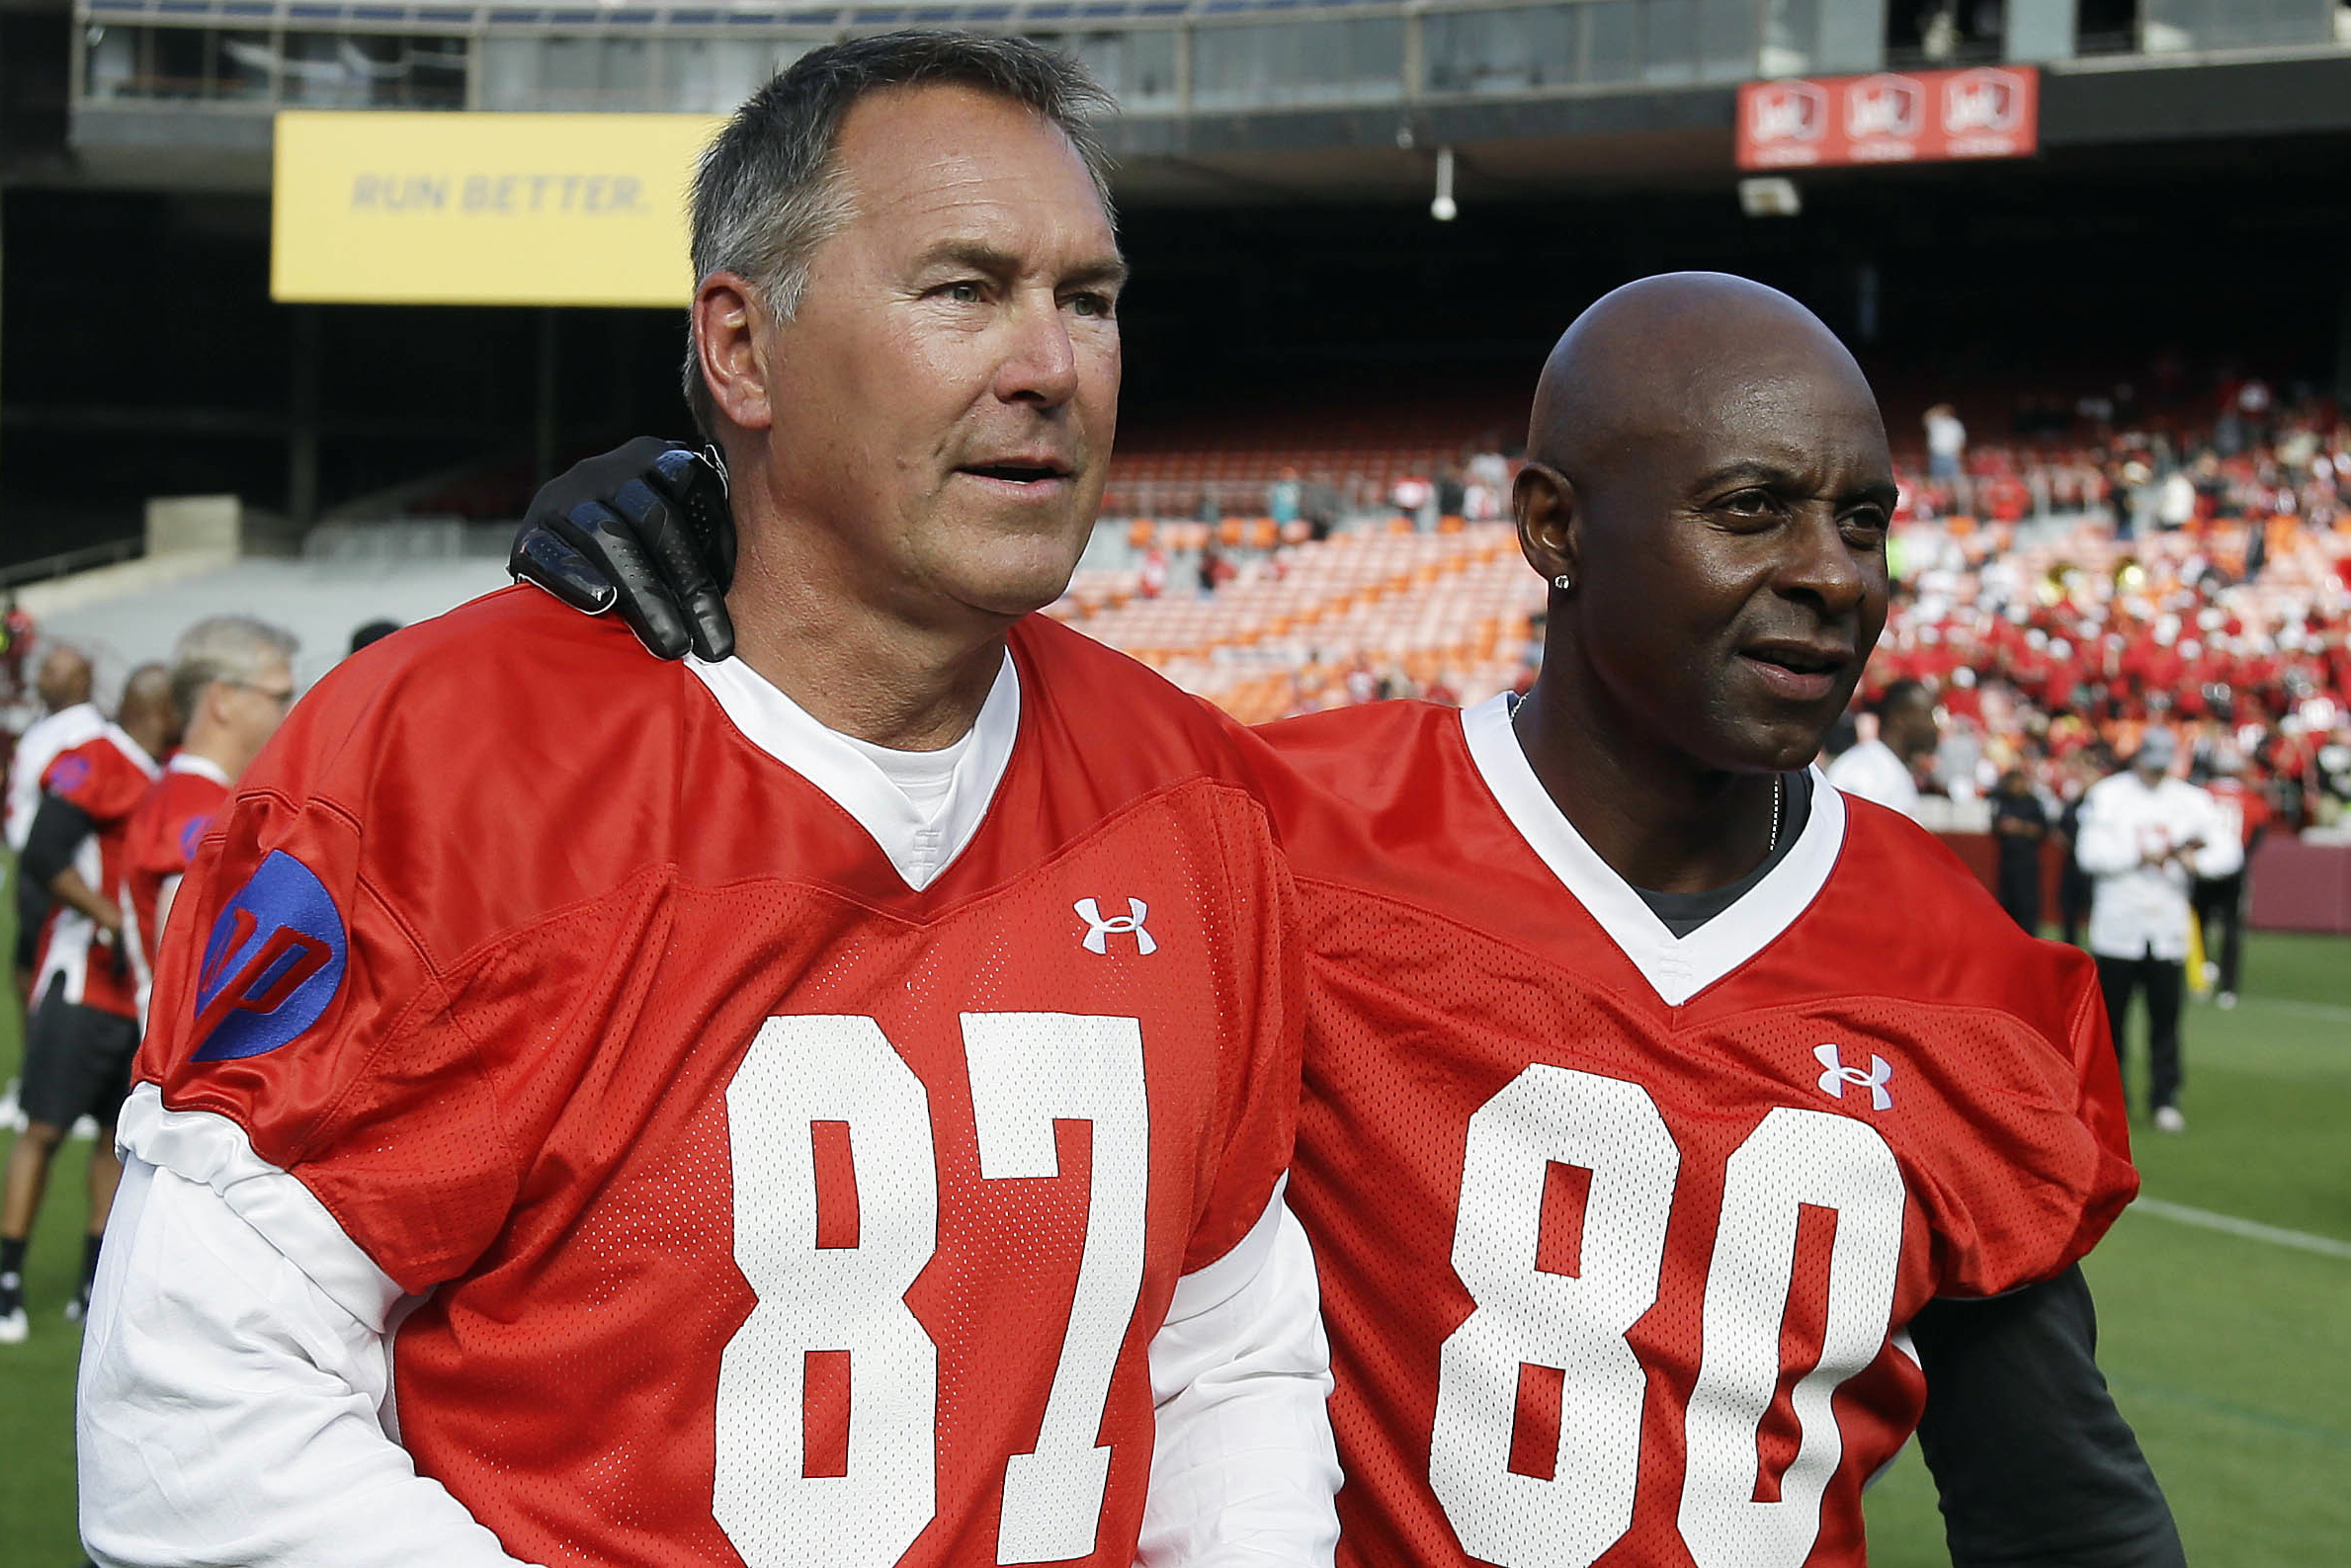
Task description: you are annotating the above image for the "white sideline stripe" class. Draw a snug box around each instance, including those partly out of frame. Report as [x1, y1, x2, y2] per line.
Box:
[2131, 1197, 2351, 1261]
[2238, 996, 2351, 1027]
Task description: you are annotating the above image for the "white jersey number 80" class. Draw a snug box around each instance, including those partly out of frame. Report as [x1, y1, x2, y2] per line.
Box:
[1432, 1064, 1905, 1568]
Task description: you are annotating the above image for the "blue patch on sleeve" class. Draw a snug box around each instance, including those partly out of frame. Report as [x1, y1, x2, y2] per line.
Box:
[176, 812, 211, 865]
[191, 850, 350, 1062]
[46, 754, 91, 795]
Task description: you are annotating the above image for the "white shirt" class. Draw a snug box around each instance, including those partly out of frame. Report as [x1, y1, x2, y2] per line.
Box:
[1925, 411, 1967, 458]
[80, 650, 1340, 1568]
[1824, 737, 1921, 820]
[2157, 472, 2198, 528]
[5, 700, 105, 852]
[2073, 772, 2244, 961]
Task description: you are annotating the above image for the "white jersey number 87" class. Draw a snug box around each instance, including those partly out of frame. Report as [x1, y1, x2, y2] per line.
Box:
[716, 1011, 1150, 1568]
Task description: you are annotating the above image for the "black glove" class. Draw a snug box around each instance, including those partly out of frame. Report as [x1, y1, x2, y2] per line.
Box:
[507, 438, 740, 661]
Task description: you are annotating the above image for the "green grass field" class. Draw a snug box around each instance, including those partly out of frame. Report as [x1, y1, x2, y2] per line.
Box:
[3, 885, 2346, 1565]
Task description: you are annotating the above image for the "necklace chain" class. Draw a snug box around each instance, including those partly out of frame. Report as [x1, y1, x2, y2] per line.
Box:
[1511, 696, 1786, 861]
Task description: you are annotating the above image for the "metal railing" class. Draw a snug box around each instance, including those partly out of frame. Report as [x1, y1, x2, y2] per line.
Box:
[0, 537, 146, 592]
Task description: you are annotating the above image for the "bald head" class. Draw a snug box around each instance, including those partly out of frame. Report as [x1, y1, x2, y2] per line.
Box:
[1511, 271, 1896, 784]
[118, 662, 182, 755]
[36, 645, 92, 714]
[1527, 273, 1883, 483]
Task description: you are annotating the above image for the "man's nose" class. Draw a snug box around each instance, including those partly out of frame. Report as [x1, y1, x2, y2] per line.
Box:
[993, 290, 1080, 408]
[1777, 506, 1870, 618]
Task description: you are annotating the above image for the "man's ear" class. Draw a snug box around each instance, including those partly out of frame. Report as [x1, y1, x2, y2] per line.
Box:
[1514, 461, 1580, 597]
[692, 273, 774, 433]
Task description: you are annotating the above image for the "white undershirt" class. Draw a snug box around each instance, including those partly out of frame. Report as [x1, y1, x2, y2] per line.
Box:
[839, 725, 971, 821]
[685, 651, 1019, 891]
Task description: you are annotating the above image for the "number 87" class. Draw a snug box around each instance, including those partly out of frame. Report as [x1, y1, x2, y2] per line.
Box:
[716, 1012, 1151, 1568]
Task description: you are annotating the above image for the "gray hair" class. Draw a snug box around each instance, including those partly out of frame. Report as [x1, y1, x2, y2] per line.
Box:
[169, 615, 298, 723]
[683, 31, 1118, 441]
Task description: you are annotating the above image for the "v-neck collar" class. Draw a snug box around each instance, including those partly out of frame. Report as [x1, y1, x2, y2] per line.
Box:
[686, 650, 1020, 892]
[1460, 694, 1845, 1008]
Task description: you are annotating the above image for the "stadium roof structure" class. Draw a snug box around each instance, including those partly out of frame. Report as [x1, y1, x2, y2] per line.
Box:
[51, 0, 2351, 207]
[81, 0, 1464, 29]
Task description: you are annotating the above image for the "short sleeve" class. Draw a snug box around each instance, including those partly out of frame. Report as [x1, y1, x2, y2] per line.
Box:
[133, 783, 525, 1296]
[1927, 959, 2139, 1299]
[43, 740, 149, 825]
[1177, 811, 1305, 1276]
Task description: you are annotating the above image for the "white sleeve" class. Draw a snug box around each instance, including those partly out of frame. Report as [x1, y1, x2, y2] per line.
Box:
[78, 1144, 540, 1568]
[1135, 1178, 1342, 1568]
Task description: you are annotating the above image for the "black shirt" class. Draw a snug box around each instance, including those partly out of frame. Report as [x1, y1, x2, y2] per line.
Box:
[1993, 788, 2052, 888]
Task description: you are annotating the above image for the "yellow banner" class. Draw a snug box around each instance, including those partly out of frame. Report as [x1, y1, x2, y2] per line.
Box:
[271, 111, 722, 307]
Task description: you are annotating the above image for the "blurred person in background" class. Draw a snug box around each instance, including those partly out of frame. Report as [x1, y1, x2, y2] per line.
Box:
[0, 664, 177, 1341]
[120, 618, 301, 1026]
[1825, 677, 1938, 817]
[1924, 402, 1967, 481]
[2054, 748, 2105, 948]
[1, 597, 36, 697]
[2075, 728, 2242, 1133]
[1433, 464, 1466, 524]
[8, 646, 102, 1009]
[348, 619, 402, 655]
[1990, 766, 2050, 933]
[2191, 749, 2269, 1009]
[1268, 466, 1301, 531]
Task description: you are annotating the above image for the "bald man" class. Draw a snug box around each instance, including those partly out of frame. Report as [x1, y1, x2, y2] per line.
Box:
[2, 664, 178, 1341]
[518, 272, 2178, 1566]
[8, 645, 103, 902]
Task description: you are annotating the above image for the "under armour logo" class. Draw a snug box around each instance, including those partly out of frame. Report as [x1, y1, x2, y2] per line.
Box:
[1813, 1043, 1893, 1111]
[1074, 897, 1157, 955]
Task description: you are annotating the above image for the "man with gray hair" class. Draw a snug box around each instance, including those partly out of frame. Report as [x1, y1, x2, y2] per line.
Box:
[121, 616, 300, 1026]
[83, 34, 1338, 1568]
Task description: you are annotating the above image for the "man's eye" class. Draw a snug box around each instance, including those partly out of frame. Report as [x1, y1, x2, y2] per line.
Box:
[1068, 291, 1115, 319]
[945, 281, 984, 304]
[1720, 489, 1778, 516]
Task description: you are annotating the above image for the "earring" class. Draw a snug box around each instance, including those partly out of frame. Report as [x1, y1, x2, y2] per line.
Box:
[1553, 574, 1573, 590]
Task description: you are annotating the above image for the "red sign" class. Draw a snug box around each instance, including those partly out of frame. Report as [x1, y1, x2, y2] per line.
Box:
[1737, 65, 2039, 170]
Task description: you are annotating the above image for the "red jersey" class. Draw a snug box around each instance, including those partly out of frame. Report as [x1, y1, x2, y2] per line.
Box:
[34, 726, 162, 1019]
[1249, 697, 2136, 1568]
[2202, 776, 2271, 852]
[134, 590, 1301, 1568]
[120, 753, 234, 1028]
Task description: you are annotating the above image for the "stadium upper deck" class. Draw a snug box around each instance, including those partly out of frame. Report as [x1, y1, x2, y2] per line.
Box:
[57, 0, 2351, 201]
